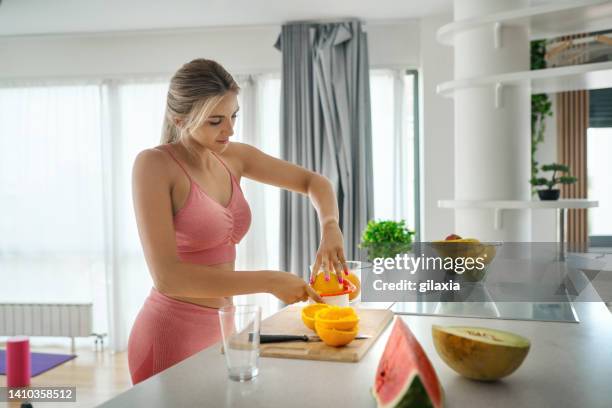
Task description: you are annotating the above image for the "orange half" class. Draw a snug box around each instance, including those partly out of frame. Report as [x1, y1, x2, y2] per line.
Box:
[301, 303, 330, 331]
[314, 306, 359, 331]
[319, 279, 357, 298]
[316, 326, 358, 347]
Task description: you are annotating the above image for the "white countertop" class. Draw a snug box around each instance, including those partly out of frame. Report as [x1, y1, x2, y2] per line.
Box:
[99, 301, 612, 408]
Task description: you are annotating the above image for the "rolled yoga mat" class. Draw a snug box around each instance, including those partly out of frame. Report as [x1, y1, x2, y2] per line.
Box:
[6, 336, 31, 387]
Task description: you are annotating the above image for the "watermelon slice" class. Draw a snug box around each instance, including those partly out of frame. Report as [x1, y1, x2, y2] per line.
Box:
[373, 319, 444, 408]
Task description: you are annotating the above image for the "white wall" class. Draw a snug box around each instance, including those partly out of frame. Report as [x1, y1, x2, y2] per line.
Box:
[0, 21, 420, 80]
[0, 26, 282, 79]
[367, 22, 419, 68]
[417, 14, 558, 243]
[419, 14, 455, 241]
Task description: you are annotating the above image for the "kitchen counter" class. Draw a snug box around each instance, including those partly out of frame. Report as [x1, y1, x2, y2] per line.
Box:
[99, 301, 612, 408]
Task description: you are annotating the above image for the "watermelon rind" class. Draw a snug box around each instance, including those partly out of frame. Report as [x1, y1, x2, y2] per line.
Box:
[374, 374, 435, 408]
[373, 319, 444, 408]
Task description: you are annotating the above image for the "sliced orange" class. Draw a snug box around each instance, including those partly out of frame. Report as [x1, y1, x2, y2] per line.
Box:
[346, 272, 361, 301]
[311, 271, 344, 294]
[314, 306, 359, 331]
[316, 325, 358, 347]
[301, 303, 330, 331]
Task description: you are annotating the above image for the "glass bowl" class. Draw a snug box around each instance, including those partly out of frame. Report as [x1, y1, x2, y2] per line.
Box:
[427, 240, 502, 282]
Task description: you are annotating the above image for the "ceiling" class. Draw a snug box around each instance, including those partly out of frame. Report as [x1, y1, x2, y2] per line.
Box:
[0, 0, 453, 37]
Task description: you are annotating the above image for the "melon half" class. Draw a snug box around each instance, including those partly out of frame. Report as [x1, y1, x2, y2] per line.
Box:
[373, 319, 444, 408]
[432, 325, 530, 381]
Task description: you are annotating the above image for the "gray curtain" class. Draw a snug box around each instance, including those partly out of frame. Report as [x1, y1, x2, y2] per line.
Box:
[275, 20, 374, 277]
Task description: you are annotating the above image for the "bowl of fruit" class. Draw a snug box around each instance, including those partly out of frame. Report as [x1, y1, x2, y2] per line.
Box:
[428, 234, 502, 282]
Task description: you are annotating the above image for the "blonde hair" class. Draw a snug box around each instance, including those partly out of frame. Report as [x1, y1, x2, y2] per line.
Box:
[161, 59, 240, 144]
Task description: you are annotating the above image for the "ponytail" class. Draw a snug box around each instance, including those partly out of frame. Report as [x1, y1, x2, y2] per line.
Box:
[160, 112, 180, 144]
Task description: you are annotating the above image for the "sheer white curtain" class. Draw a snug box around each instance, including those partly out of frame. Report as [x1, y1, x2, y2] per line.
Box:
[102, 79, 169, 351]
[233, 74, 282, 318]
[370, 69, 416, 230]
[0, 82, 108, 334]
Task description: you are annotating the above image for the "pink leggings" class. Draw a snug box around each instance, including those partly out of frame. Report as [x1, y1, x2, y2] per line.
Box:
[127, 287, 222, 385]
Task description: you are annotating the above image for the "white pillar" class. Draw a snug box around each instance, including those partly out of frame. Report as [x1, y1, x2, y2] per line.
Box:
[453, 0, 531, 241]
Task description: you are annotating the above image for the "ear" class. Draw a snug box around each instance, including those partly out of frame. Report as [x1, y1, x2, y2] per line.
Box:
[173, 118, 184, 127]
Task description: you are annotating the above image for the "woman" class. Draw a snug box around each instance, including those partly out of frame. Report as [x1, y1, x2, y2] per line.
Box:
[128, 58, 349, 384]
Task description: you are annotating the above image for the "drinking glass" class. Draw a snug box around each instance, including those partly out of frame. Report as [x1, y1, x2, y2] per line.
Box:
[218, 305, 261, 382]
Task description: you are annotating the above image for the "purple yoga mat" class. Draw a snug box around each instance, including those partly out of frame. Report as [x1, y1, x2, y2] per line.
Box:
[0, 350, 76, 377]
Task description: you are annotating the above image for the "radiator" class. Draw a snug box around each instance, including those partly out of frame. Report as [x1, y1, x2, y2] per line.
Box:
[0, 303, 96, 352]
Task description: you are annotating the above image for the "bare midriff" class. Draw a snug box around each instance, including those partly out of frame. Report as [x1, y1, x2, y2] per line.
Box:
[166, 261, 235, 309]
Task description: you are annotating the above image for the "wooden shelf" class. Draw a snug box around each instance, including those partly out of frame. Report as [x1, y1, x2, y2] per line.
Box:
[437, 60, 612, 97]
[437, 0, 612, 45]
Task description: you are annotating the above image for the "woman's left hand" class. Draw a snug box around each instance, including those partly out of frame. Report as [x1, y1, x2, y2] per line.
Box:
[310, 221, 349, 284]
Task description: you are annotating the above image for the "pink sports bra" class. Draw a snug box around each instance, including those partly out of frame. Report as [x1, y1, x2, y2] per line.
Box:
[158, 144, 252, 265]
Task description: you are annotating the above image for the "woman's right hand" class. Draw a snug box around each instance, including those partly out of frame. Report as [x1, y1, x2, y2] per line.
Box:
[269, 271, 324, 304]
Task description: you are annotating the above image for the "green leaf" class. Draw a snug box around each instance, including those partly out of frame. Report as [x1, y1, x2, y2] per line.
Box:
[530, 177, 548, 186]
[559, 176, 577, 184]
[360, 219, 415, 260]
[530, 39, 553, 196]
[541, 163, 570, 172]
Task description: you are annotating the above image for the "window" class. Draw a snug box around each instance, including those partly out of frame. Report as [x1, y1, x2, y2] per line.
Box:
[109, 80, 171, 345]
[233, 75, 282, 272]
[232, 75, 282, 318]
[0, 83, 108, 334]
[587, 127, 612, 245]
[588, 87, 612, 247]
[369, 70, 419, 235]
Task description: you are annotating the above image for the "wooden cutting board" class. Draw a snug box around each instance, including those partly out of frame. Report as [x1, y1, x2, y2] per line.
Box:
[259, 304, 394, 362]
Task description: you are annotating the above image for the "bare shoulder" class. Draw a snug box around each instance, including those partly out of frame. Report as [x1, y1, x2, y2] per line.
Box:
[220, 142, 263, 176]
[132, 147, 175, 185]
[225, 141, 261, 157]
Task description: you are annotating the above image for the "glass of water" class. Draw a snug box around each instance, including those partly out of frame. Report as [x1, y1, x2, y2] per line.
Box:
[218, 304, 261, 382]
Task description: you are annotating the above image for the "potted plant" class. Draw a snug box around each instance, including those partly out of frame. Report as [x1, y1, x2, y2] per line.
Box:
[530, 40, 553, 196]
[530, 163, 577, 200]
[360, 220, 415, 261]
